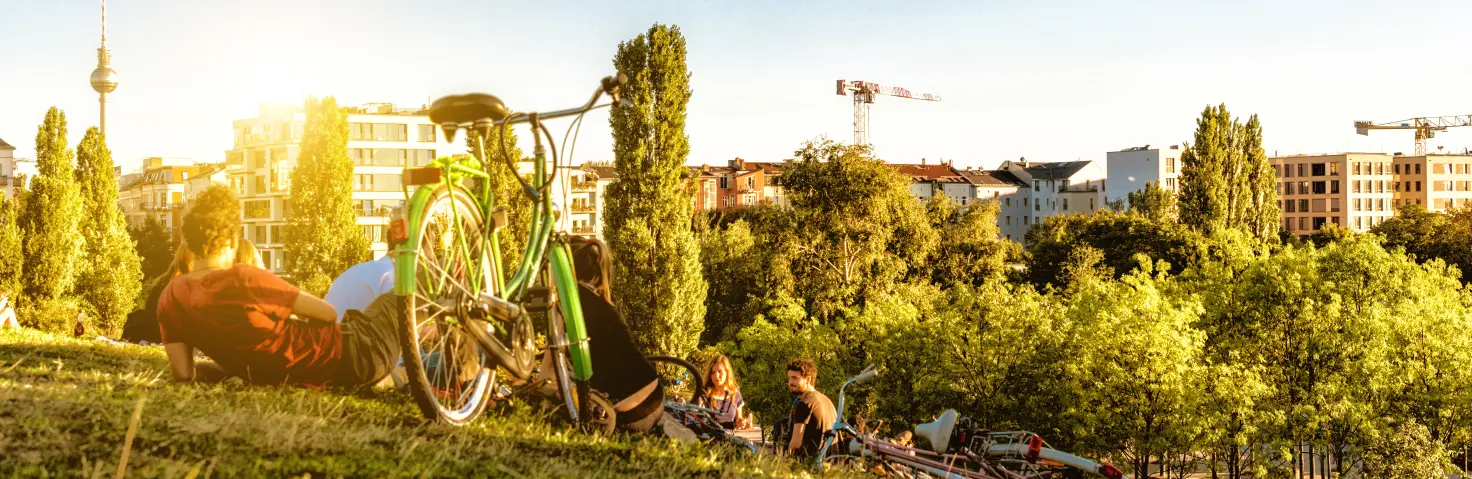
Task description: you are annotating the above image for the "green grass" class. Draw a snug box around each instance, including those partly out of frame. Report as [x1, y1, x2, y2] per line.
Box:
[0, 329, 831, 478]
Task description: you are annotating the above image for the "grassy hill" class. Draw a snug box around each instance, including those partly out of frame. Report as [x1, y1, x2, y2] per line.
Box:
[0, 329, 825, 478]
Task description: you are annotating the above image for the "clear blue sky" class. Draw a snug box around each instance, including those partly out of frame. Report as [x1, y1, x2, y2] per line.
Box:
[3, 0, 1471, 173]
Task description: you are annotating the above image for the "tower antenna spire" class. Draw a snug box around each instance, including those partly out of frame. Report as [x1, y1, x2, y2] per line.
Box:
[90, 0, 119, 136]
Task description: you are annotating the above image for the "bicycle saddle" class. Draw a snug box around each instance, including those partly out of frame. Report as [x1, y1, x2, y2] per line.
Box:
[429, 93, 510, 126]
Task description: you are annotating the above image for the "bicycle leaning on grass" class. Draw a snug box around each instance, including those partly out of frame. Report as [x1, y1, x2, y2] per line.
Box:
[387, 74, 629, 429]
[815, 365, 1129, 479]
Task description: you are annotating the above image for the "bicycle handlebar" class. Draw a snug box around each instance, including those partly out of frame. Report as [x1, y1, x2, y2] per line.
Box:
[496, 73, 629, 126]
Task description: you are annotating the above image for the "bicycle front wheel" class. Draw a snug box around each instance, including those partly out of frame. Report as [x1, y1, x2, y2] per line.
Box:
[399, 185, 498, 425]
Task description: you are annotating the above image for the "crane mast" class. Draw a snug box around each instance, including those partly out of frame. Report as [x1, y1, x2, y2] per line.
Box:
[837, 80, 941, 147]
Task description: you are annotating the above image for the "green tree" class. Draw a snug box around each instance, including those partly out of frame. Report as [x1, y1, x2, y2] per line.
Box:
[21, 107, 84, 331]
[605, 24, 707, 358]
[929, 197, 1012, 287]
[285, 96, 368, 296]
[1126, 181, 1177, 222]
[1373, 204, 1472, 281]
[1177, 104, 1279, 241]
[0, 194, 23, 297]
[1024, 210, 1207, 290]
[129, 215, 175, 280]
[73, 127, 143, 334]
[697, 218, 765, 344]
[1362, 420, 1450, 479]
[777, 139, 937, 319]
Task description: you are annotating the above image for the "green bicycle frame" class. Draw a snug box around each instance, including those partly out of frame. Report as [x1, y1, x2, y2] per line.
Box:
[395, 137, 593, 383]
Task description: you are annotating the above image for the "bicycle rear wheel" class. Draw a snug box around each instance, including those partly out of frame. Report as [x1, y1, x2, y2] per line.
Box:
[399, 186, 498, 425]
[544, 279, 615, 433]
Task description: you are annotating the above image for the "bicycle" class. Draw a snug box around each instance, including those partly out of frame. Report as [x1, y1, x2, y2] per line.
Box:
[389, 74, 629, 428]
[815, 365, 1129, 479]
[646, 355, 759, 455]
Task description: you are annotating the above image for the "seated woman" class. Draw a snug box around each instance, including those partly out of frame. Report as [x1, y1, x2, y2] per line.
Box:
[696, 354, 748, 430]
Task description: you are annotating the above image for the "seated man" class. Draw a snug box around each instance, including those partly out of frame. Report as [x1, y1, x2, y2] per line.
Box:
[324, 214, 400, 323]
[157, 185, 400, 389]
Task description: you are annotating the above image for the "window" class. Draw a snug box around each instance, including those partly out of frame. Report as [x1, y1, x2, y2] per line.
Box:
[254, 175, 266, 195]
[1023, 198, 1029, 207]
[1024, 216, 1029, 225]
[1298, 199, 1308, 212]
[244, 199, 271, 219]
[1354, 198, 1362, 211]
[1355, 217, 1363, 229]
[260, 250, 273, 270]
[255, 226, 267, 244]
[1035, 202, 1040, 211]
[1330, 198, 1340, 212]
[1299, 217, 1308, 230]
[1312, 181, 1325, 194]
[1286, 182, 1296, 195]
[1062, 198, 1069, 210]
[270, 225, 281, 243]
[1394, 164, 1401, 174]
[1353, 162, 1361, 175]
[1416, 164, 1422, 175]
[1353, 180, 1361, 193]
[1004, 198, 1011, 207]
[1005, 216, 1011, 225]
[1165, 157, 1176, 173]
[1297, 164, 1305, 177]
[252, 150, 267, 169]
[718, 176, 729, 189]
[1164, 177, 1176, 190]
[1330, 180, 1340, 194]
[1286, 165, 1295, 178]
[1286, 201, 1296, 213]
[1329, 162, 1339, 175]
[418, 124, 436, 142]
[1299, 181, 1309, 193]
[1033, 181, 1040, 192]
[1375, 181, 1383, 193]
[1311, 163, 1326, 176]
[745, 177, 755, 190]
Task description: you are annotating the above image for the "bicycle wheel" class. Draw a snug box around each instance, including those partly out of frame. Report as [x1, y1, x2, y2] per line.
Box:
[399, 185, 498, 425]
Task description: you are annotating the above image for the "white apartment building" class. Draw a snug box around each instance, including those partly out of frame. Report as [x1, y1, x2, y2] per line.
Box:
[961, 169, 1029, 242]
[1001, 159, 1107, 226]
[1393, 154, 1472, 213]
[544, 163, 616, 241]
[0, 137, 37, 199]
[1106, 145, 1181, 207]
[227, 102, 460, 272]
[895, 161, 973, 207]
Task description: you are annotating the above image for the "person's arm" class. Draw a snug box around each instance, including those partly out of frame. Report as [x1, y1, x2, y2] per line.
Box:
[787, 423, 806, 454]
[292, 292, 337, 323]
[164, 343, 198, 382]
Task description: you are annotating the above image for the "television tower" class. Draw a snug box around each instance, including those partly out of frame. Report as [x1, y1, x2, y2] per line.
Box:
[89, 0, 119, 137]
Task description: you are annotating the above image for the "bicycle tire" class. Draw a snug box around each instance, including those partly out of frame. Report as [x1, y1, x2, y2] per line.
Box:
[646, 355, 704, 404]
[398, 185, 498, 425]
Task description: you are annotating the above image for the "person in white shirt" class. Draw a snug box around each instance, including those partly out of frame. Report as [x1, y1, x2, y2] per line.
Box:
[325, 218, 401, 323]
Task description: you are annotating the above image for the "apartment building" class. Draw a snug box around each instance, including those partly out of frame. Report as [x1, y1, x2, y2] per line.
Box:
[895, 160, 972, 207]
[698, 158, 787, 209]
[1001, 159, 1107, 226]
[961, 169, 1029, 241]
[1270, 153, 1396, 234]
[1105, 144, 1181, 207]
[544, 164, 617, 240]
[0, 137, 35, 199]
[226, 102, 460, 272]
[117, 157, 199, 230]
[1392, 154, 1472, 213]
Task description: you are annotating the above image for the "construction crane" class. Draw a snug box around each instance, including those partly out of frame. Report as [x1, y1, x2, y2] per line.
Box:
[1354, 115, 1472, 156]
[836, 80, 941, 146]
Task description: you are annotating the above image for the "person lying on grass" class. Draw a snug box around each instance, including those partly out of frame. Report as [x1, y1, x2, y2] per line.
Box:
[158, 185, 401, 389]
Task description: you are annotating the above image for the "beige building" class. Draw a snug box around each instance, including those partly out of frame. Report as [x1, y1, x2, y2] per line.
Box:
[1271, 153, 1394, 234]
[117, 157, 199, 230]
[0, 137, 36, 199]
[226, 102, 459, 272]
[1393, 155, 1472, 213]
[547, 164, 616, 241]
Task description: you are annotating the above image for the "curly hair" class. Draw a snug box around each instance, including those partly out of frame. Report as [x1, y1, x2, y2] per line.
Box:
[182, 185, 241, 258]
[786, 358, 817, 383]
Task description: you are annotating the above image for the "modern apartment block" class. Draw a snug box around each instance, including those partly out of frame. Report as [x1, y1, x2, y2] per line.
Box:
[1270, 153, 1395, 234]
[117, 157, 199, 230]
[1393, 155, 1472, 213]
[1105, 144, 1181, 207]
[226, 102, 460, 272]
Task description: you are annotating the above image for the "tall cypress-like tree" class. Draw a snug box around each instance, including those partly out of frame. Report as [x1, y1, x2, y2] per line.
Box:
[284, 97, 367, 295]
[0, 194, 23, 299]
[605, 24, 707, 358]
[22, 107, 84, 330]
[1178, 104, 1280, 240]
[74, 127, 143, 334]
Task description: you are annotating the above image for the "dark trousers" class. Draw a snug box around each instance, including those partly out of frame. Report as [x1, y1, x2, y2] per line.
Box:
[333, 293, 403, 388]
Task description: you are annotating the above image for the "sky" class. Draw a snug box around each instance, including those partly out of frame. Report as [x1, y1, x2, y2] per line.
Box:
[3, 0, 1472, 174]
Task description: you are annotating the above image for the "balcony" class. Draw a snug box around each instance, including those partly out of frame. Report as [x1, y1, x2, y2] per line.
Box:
[570, 203, 596, 214]
[356, 206, 396, 217]
[571, 180, 597, 191]
[571, 225, 595, 235]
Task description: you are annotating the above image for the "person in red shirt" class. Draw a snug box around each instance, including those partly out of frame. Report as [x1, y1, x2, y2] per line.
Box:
[158, 185, 401, 389]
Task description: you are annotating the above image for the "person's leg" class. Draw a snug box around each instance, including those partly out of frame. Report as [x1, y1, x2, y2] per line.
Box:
[334, 294, 404, 388]
[0, 307, 18, 329]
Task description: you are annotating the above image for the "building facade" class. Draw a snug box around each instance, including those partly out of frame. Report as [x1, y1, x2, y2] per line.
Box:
[226, 102, 460, 272]
[1105, 145, 1181, 207]
[961, 169, 1029, 241]
[1001, 159, 1107, 226]
[1270, 153, 1392, 235]
[0, 137, 36, 199]
[117, 157, 198, 230]
[1394, 154, 1472, 213]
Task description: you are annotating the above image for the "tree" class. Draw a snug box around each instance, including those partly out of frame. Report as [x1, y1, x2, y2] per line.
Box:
[777, 139, 937, 320]
[697, 219, 765, 345]
[129, 215, 175, 280]
[285, 96, 368, 296]
[73, 127, 142, 334]
[605, 24, 707, 358]
[21, 107, 84, 331]
[1126, 181, 1177, 222]
[1024, 210, 1207, 290]
[0, 194, 22, 298]
[1373, 204, 1472, 282]
[929, 197, 1012, 287]
[1362, 420, 1450, 479]
[1177, 104, 1279, 241]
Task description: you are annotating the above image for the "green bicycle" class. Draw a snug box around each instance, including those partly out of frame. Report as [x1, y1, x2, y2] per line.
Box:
[389, 74, 628, 427]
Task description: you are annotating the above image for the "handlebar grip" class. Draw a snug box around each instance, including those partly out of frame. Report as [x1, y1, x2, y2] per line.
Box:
[854, 368, 879, 384]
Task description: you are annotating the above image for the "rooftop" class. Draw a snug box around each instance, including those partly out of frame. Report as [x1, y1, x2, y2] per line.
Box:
[960, 169, 1026, 187]
[0, 137, 13, 150]
[1023, 160, 1093, 180]
[889, 163, 967, 183]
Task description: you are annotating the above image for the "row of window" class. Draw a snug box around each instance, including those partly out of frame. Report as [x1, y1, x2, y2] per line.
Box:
[349, 123, 410, 142]
[349, 148, 438, 167]
[1277, 162, 1339, 178]
[353, 174, 403, 192]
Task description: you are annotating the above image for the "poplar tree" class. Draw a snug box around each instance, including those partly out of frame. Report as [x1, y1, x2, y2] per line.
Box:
[74, 127, 143, 333]
[285, 97, 367, 295]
